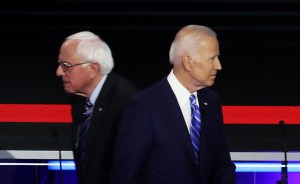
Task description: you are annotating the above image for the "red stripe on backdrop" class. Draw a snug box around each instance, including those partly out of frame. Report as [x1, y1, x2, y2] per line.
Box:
[222, 106, 300, 124]
[0, 104, 299, 124]
[0, 104, 72, 123]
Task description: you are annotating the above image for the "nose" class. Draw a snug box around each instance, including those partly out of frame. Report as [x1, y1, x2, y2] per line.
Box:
[214, 57, 222, 70]
[56, 65, 65, 76]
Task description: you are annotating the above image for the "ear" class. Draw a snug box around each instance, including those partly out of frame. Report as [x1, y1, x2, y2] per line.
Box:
[89, 63, 101, 78]
[183, 54, 192, 71]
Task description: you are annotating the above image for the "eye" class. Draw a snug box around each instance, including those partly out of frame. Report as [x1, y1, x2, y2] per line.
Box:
[62, 62, 72, 68]
[58, 61, 72, 72]
[209, 57, 215, 62]
[210, 54, 220, 62]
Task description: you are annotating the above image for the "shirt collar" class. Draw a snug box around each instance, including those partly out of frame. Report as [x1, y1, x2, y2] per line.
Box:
[89, 74, 108, 105]
[167, 70, 192, 106]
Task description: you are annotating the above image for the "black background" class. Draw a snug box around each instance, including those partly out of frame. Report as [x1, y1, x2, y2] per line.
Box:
[0, 0, 299, 152]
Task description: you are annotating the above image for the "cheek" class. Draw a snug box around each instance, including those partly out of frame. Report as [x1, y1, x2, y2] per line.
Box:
[204, 66, 214, 75]
[72, 76, 85, 88]
[198, 68, 212, 82]
[196, 67, 209, 78]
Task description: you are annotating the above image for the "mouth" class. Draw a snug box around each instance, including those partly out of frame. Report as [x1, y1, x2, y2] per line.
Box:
[62, 80, 71, 87]
[62, 78, 70, 83]
[210, 73, 217, 77]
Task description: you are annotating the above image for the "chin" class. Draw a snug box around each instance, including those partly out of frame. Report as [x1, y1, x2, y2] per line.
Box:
[64, 87, 73, 94]
[207, 81, 215, 87]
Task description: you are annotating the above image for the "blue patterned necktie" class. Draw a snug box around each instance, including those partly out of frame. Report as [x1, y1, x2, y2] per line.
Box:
[189, 94, 202, 164]
[78, 97, 93, 164]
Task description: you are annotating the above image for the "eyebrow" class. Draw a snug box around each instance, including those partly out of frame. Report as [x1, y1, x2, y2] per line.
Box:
[58, 60, 69, 63]
[211, 53, 220, 59]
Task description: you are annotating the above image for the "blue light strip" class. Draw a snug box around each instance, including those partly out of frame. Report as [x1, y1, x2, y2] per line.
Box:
[234, 162, 300, 172]
[46, 161, 300, 172]
[48, 161, 76, 170]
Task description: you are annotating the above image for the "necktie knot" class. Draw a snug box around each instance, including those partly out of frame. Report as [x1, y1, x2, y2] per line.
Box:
[85, 98, 93, 110]
[84, 98, 93, 116]
[190, 95, 200, 114]
[190, 94, 197, 105]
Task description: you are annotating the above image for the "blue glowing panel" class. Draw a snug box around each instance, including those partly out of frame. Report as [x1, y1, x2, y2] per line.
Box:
[48, 161, 76, 170]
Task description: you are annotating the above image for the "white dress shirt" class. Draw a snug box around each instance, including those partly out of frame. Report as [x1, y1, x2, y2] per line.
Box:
[167, 70, 198, 133]
[89, 75, 108, 105]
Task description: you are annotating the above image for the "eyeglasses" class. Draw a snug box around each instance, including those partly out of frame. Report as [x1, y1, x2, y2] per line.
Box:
[58, 61, 91, 72]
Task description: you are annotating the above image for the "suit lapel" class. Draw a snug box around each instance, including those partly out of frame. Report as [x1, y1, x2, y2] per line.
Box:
[85, 74, 114, 158]
[196, 89, 210, 169]
[160, 79, 196, 162]
[197, 89, 209, 138]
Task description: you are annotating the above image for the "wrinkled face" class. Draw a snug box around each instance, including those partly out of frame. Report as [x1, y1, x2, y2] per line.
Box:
[188, 36, 222, 88]
[56, 40, 92, 94]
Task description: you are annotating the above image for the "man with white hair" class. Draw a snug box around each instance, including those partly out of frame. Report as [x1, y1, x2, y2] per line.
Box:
[56, 31, 138, 184]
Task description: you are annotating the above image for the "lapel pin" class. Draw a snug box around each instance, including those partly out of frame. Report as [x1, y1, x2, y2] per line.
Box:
[204, 103, 208, 106]
[98, 107, 102, 111]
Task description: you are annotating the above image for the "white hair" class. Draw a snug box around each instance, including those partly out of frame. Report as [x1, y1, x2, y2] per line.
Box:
[169, 25, 217, 65]
[66, 31, 114, 75]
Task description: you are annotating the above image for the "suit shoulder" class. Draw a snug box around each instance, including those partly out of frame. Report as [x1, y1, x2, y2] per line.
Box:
[198, 87, 219, 97]
[198, 87, 222, 104]
[131, 78, 168, 101]
[107, 72, 139, 94]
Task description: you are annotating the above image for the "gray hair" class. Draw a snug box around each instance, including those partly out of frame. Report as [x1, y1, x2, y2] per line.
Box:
[66, 31, 114, 75]
[169, 25, 217, 65]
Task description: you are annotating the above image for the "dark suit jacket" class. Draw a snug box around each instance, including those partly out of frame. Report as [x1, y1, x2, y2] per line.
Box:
[111, 78, 235, 184]
[71, 72, 138, 184]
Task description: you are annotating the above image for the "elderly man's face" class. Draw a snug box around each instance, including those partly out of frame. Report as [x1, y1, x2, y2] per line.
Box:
[56, 40, 92, 94]
[189, 36, 222, 88]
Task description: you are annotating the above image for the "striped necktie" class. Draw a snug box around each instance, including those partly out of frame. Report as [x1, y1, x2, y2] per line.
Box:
[189, 94, 202, 164]
[78, 97, 93, 164]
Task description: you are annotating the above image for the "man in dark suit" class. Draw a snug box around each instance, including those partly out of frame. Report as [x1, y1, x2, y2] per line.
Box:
[111, 25, 236, 184]
[56, 31, 138, 184]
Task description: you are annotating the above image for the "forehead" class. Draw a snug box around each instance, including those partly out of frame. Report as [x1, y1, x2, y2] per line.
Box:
[196, 36, 219, 53]
[59, 40, 82, 61]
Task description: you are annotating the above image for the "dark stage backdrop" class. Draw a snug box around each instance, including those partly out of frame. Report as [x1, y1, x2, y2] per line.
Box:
[0, 1, 299, 152]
